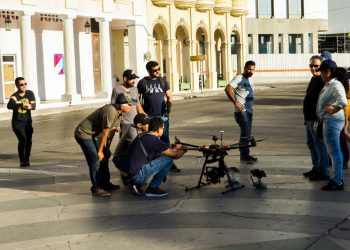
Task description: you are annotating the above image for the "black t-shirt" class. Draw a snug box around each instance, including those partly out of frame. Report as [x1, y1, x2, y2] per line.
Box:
[303, 75, 325, 121]
[8, 90, 36, 124]
[137, 77, 170, 116]
[119, 133, 169, 176]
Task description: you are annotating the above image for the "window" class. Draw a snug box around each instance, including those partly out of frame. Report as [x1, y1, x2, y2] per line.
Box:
[2, 55, 17, 98]
[259, 34, 273, 54]
[288, 0, 303, 18]
[248, 34, 253, 54]
[278, 34, 283, 53]
[231, 34, 237, 54]
[308, 33, 313, 53]
[257, 0, 273, 18]
[289, 34, 302, 53]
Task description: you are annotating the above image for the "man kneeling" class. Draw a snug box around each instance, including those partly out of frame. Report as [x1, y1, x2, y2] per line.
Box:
[119, 117, 186, 197]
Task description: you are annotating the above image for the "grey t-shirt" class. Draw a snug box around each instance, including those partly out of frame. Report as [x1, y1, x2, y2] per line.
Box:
[111, 85, 139, 124]
[74, 104, 121, 139]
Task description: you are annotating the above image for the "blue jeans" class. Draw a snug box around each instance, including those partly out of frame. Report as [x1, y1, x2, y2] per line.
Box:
[234, 111, 252, 158]
[305, 121, 329, 176]
[149, 115, 170, 145]
[132, 156, 173, 189]
[323, 118, 345, 185]
[75, 136, 110, 192]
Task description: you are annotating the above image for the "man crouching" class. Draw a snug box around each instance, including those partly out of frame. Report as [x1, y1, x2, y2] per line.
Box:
[119, 117, 186, 197]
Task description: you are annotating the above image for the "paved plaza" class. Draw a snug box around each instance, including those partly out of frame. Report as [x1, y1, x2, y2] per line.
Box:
[0, 83, 349, 250]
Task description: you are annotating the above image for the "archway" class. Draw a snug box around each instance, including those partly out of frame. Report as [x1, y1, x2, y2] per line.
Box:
[214, 28, 227, 88]
[152, 23, 168, 79]
[175, 25, 190, 91]
[195, 27, 209, 89]
[230, 30, 242, 75]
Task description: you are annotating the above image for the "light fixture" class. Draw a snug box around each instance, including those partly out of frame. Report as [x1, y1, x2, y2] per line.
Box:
[5, 16, 11, 31]
[84, 20, 91, 34]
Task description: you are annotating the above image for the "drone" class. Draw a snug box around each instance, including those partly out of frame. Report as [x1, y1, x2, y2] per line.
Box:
[173, 132, 267, 194]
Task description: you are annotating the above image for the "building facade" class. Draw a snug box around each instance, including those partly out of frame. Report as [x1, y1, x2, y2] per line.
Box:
[0, 0, 149, 104]
[245, 0, 327, 55]
[0, 0, 250, 104]
[146, 0, 248, 92]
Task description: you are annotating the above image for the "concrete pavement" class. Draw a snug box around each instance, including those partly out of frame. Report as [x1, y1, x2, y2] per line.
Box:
[1, 81, 349, 250]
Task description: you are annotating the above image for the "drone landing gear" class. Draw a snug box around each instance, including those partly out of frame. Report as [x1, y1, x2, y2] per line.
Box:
[185, 155, 244, 194]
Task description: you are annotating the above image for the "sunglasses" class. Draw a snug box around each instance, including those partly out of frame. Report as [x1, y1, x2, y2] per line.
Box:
[18, 83, 27, 86]
[309, 64, 320, 68]
[152, 67, 161, 73]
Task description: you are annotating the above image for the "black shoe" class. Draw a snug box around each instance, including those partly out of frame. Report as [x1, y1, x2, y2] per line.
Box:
[101, 182, 120, 191]
[145, 187, 168, 197]
[240, 157, 254, 164]
[309, 172, 330, 181]
[129, 184, 144, 196]
[321, 180, 344, 191]
[303, 169, 317, 177]
[247, 155, 258, 162]
[92, 188, 111, 197]
[20, 161, 30, 167]
[170, 164, 181, 172]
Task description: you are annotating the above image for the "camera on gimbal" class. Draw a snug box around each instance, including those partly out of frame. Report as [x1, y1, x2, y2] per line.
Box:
[205, 166, 225, 184]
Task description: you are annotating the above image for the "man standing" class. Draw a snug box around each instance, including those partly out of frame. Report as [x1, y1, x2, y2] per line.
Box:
[303, 55, 329, 180]
[74, 93, 131, 197]
[7, 77, 36, 167]
[225, 60, 256, 164]
[111, 69, 144, 138]
[119, 117, 186, 197]
[138, 60, 180, 172]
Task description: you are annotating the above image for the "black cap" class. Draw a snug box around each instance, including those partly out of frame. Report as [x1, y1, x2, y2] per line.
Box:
[114, 93, 132, 105]
[316, 59, 337, 72]
[123, 69, 139, 80]
[133, 113, 150, 125]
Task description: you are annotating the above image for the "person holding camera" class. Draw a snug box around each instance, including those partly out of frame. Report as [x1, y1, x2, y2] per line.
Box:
[7, 77, 36, 167]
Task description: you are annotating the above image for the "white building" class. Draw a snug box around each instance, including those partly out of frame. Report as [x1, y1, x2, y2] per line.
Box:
[0, 0, 149, 104]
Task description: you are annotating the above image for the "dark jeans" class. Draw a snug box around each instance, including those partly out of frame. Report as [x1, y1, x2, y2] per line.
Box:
[234, 111, 253, 158]
[12, 122, 33, 162]
[75, 136, 111, 192]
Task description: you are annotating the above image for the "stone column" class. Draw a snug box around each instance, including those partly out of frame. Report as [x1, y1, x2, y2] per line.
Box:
[169, 39, 179, 93]
[62, 15, 81, 103]
[302, 32, 309, 53]
[209, 41, 217, 90]
[98, 18, 112, 98]
[252, 33, 259, 54]
[191, 40, 200, 92]
[282, 33, 289, 54]
[20, 12, 40, 102]
[273, 33, 279, 54]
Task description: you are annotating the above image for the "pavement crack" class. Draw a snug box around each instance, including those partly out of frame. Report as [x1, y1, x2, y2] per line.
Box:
[304, 214, 350, 250]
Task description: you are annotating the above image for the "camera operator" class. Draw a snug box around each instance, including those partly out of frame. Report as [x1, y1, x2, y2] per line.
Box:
[119, 117, 186, 197]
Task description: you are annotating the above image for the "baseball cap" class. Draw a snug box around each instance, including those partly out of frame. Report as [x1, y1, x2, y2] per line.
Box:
[320, 51, 332, 60]
[114, 93, 132, 105]
[123, 69, 139, 80]
[316, 59, 337, 72]
[133, 113, 150, 125]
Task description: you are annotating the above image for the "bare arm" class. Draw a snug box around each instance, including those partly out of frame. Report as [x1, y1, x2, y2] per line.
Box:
[136, 103, 145, 114]
[165, 90, 173, 114]
[97, 127, 111, 161]
[161, 148, 185, 159]
[224, 84, 244, 111]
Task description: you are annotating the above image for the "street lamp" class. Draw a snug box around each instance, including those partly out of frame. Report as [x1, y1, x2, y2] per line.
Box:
[84, 20, 91, 34]
[5, 16, 11, 31]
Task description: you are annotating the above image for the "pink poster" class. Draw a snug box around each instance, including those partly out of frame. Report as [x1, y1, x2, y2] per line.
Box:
[54, 54, 64, 75]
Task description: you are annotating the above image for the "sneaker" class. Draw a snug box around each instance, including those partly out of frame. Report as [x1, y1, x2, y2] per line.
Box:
[145, 187, 168, 197]
[309, 172, 330, 181]
[303, 169, 317, 177]
[92, 188, 111, 197]
[170, 164, 181, 172]
[129, 184, 144, 196]
[101, 182, 120, 191]
[240, 157, 254, 164]
[321, 180, 344, 191]
[247, 155, 258, 162]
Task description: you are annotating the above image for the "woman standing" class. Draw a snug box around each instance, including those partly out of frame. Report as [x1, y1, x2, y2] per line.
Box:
[316, 60, 348, 191]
